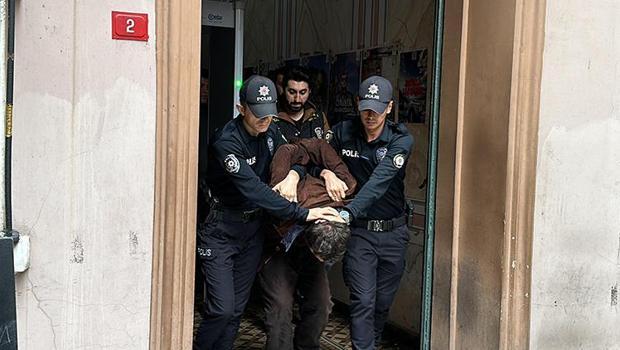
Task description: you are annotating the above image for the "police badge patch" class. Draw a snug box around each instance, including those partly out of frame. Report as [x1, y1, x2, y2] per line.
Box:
[267, 137, 274, 155]
[393, 154, 405, 169]
[376, 147, 388, 162]
[325, 130, 334, 143]
[224, 154, 240, 173]
[314, 127, 324, 139]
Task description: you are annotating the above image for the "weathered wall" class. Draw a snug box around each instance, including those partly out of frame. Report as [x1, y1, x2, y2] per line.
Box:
[450, 0, 515, 348]
[11, 1, 156, 349]
[530, 1, 620, 349]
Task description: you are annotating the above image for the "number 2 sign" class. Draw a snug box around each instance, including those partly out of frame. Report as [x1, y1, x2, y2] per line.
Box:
[112, 11, 148, 41]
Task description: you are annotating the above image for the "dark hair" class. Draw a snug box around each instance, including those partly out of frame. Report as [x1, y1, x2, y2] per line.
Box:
[283, 67, 312, 90]
[304, 221, 350, 265]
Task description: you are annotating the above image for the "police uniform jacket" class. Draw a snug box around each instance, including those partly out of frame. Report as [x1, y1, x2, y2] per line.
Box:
[205, 116, 309, 222]
[327, 119, 414, 221]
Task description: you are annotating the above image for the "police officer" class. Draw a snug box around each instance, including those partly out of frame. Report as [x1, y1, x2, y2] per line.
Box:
[322, 76, 414, 350]
[274, 67, 330, 143]
[193, 75, 339, 350]
[259, 137, 355, 350]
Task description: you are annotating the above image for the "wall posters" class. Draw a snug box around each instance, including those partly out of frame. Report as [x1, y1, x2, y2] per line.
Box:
[300, 55, 330, 114]
[398, 49, 428, 124]
[327, 52, 360, 126]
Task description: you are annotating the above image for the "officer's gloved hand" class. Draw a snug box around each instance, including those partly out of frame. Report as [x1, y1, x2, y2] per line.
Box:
[273, 170, 300, 202]
[306, 207, 340, 222]
[320, 169, 348, 202]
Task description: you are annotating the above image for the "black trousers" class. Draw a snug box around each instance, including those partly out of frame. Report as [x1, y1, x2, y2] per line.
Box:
[343, 224, 409, 350]
[258, 243, 333, 350]
[193, 213, 264, 350]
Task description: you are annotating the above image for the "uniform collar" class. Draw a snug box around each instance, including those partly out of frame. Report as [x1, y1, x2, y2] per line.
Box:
[235, 115, 263, 143]
[355, 118, 392, 144]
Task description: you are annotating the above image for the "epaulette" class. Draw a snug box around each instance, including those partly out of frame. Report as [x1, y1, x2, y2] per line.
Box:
[393, 121, 409, 134]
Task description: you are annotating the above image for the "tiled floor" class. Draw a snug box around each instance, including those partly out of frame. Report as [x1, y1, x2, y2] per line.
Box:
[194, 300, 419, 350]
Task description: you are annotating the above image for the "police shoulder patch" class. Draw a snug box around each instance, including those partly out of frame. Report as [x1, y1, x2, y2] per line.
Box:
[224, 154, 240, 173]
[393, 154, 405, 169]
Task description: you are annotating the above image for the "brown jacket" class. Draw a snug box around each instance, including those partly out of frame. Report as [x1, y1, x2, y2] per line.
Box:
[273, 102, 330, 142]
[270, 138, 356, 209]
[267, 139, 356, 240]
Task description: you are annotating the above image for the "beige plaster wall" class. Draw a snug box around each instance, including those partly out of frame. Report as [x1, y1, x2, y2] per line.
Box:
[11, 1, 156, 348]
[530, 1, 620, 348]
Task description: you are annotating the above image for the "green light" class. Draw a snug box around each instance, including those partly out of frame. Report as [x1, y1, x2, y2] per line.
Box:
[235, 80, 243, 88]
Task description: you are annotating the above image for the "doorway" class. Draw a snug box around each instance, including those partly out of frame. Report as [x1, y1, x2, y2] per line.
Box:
[195, 0, 438, 348]
[150, 0, 544, 349]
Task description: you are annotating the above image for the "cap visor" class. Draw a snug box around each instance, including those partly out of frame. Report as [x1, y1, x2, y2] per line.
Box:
[358, 99, 388, 114]
[249, 102, 278, 119]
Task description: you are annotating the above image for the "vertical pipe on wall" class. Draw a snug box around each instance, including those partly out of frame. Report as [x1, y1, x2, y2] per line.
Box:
[233, 0, 245, 117]
[0, 0, 6, 222]
[420, 0, 445, 348]
[2, 0, 18, 243]
[0, 0, 18, 348]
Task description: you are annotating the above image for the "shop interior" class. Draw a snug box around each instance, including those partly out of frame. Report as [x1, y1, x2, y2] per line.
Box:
[195, 1, 437, 348]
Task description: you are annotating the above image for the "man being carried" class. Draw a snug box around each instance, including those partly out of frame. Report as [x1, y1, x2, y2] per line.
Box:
[259, 138, 356, 350]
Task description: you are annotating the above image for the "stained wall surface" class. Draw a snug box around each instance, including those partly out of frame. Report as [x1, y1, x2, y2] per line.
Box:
[448, 0, 515, 348]
[530, 1, 620, 348]
[10, 1, 156, 348]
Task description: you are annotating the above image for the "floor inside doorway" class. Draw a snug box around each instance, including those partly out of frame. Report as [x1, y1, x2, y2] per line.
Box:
[194, 299, 419, 349]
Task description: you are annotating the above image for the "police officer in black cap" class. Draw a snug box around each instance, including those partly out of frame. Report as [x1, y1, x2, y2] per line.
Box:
[321, 75, 414, 350]
[193, 75, 340, 350]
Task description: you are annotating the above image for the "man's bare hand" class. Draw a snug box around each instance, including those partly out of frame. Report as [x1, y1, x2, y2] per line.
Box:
[273, 170, 300, 202]
[321, 169, 349, 202]
[306, 207, 341, 222]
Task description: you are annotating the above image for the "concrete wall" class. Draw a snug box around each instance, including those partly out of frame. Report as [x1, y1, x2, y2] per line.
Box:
[11, 1, 156, 348]
[530, 1, 620, 349]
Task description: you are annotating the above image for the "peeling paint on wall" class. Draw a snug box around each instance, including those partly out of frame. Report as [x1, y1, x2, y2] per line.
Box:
[129, 231, 139, 256]
[69, 237, 84, 264]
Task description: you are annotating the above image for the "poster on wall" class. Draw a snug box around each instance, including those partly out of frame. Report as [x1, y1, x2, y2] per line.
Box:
[328, 52, 360, 126]
[361, 47, 395, 80]
[398, 49, 428, 124]
[300, 54, 330, 113]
